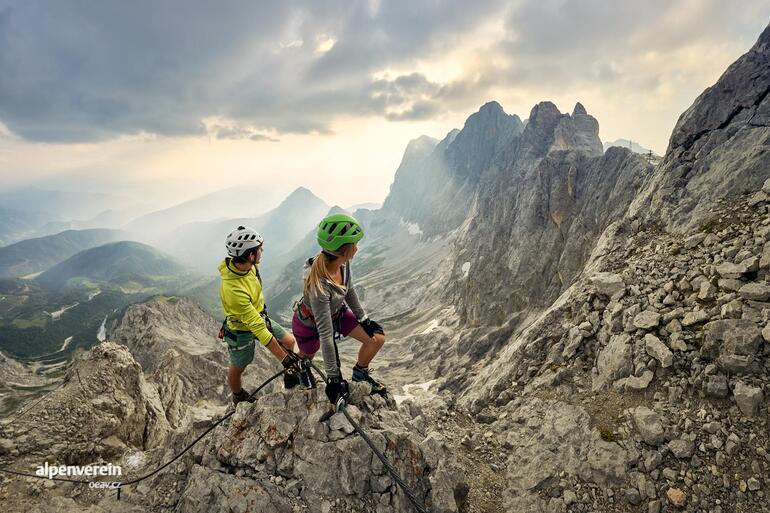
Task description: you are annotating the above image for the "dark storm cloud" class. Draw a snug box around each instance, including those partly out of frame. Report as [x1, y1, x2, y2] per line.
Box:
[0, 0, 768, 143]
[0, 0, 504, 142]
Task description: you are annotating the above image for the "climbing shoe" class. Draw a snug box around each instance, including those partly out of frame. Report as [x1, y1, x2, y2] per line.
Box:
[232, 388, 255, 405]
[299, 362, 317, 390]
[284, 372, 300, 390]
[352, 364, 387, 395]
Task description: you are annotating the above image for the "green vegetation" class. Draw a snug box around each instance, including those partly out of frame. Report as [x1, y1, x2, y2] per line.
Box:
[699, 217, 728, 233]
[598, 426, 618, 442]
[0, 228, 126, 278]
[11, 315, 47, 330]
[36, 241, 186, 292]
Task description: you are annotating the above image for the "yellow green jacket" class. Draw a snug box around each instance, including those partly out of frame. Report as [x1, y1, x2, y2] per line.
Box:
[218, 258, 273, 346]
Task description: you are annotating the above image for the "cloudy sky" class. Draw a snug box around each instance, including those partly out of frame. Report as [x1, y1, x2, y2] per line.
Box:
[1, 0, 769, 210]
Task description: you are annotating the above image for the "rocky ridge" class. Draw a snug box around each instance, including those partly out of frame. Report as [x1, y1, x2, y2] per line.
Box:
[0, 303, 467, 513]
[450, 181, 770, 512]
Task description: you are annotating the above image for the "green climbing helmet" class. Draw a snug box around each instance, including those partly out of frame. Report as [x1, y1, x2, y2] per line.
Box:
[317, 213, 364, 252]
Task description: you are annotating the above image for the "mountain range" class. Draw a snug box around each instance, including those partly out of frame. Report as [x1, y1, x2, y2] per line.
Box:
[35, 240, 188, 292]
[0, 229, 127, 278]
[603, 138, 656, 155]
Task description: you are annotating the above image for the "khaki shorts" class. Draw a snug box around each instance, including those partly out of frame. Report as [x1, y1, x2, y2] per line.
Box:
[225, 321, 287, 369]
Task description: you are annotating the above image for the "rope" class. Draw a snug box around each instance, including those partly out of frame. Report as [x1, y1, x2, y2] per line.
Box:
[306, 360, 429, 513]
[116, 369, 284, 494]
[2, 376, 70, 429]
[2, 353, 430, 512]
[0, 369, 285, 499]
[338, 404, 428, 513]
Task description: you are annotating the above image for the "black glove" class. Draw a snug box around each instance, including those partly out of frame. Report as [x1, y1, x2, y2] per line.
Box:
[360, 318, 384, 337]
[281, 352, 301, 375]
[325, 376, 350, 405]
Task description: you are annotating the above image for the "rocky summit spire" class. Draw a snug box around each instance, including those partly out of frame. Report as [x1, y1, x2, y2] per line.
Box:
[552, 102, 603, 157]
[445, 101, 524, 181]
[520, 101, 603, 158]
[572, 102, 588, 117]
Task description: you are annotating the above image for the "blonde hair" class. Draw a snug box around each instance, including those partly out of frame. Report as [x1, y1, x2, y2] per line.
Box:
[304, 246, 351, 297]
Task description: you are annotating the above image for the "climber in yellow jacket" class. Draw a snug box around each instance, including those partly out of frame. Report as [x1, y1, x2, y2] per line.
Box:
[219, 226, 301, 404]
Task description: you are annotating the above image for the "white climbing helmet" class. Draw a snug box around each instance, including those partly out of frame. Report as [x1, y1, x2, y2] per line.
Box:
[225, 226, 263, 257]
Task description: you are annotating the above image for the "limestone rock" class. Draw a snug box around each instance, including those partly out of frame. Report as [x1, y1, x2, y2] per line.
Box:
[682, 310, 709, 326]
[683, 233, 706, 249]
[645, 334, 673, 368]
[738, 282, 770, 301]
[633, 407, 666, 446]
[0, 438, 15, 455]
[0, 342, 173, 461]
[666, 487, 686, 508]
[590, 272, 626, 297]
[733, 381, 763, 417]
[760, 242, 770, 269]
[705, 374, 729, 398]
[628, 23, 770, 232]
[702, 319, 762, 360]
[716, 257, 760, 279]
[502, 398, 627, 510]
[668, 438, 695, 459]
[594, 334, 633, 390]
[621, 370, 654, 391]
[634, 311, 662, 330]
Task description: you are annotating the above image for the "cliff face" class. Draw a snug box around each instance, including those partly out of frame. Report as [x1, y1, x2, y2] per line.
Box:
[630, 23, 770, 231]
[110, 297, 233, 406]
[379, 98, 649, 327]
[0, 342, 174, 467]
[449, 102, 652, 325]
[381, 102, 523, 237]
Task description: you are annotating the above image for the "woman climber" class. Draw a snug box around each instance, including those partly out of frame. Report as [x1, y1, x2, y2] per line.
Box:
[291, 213, 387, 405]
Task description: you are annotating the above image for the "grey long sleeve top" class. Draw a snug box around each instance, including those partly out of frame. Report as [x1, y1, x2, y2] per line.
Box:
[298, 258, 366, 378]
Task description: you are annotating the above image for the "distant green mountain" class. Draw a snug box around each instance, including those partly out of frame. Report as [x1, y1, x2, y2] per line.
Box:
[0, 241, 196, 359]
[36, 241, 188, 292]
[0, 229, 127, 278]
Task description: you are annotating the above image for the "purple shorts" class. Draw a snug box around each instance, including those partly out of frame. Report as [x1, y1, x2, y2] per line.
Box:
[291, 307, 359, 355]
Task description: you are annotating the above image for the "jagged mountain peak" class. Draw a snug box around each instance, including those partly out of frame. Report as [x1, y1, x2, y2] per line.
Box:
[522, 101, 563, 137]
[459, 100, 523, 134]
[283, 186, 323, 204]
[402, 135, 439, 161]
[436, 128, 461, 153]
[572, 102, 588, 117]
[477, 100, 505, 114]
[667, 21, 770, 155]
[521, 101, 603, 157]
[445, 100, 524, 181]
